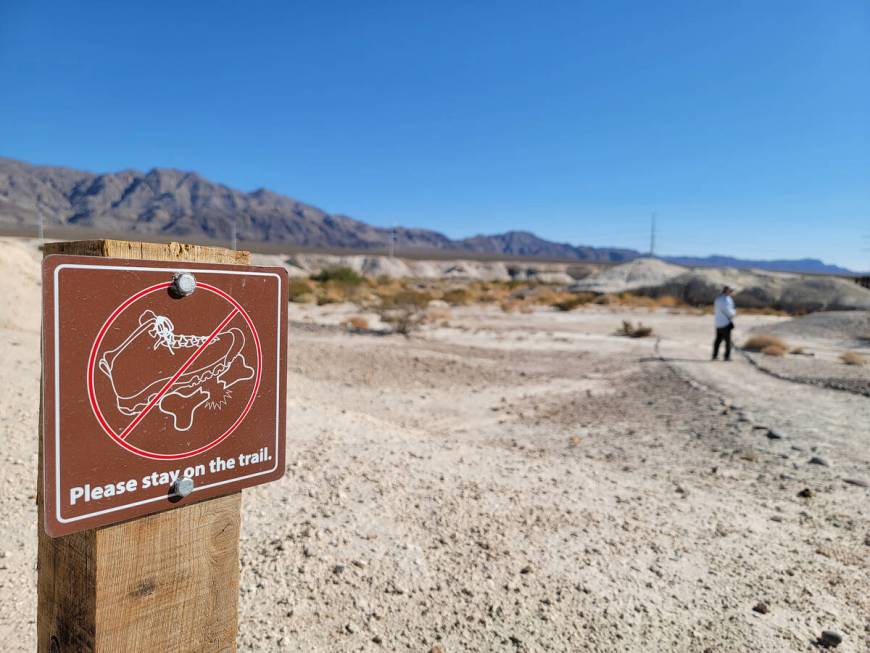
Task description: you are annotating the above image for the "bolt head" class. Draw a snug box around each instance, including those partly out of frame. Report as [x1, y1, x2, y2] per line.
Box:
[172, 272, 196, 297]
[173, 477, 195, 498]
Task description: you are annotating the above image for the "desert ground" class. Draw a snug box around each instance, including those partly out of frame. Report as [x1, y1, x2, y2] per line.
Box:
[0, 239, 868, 652]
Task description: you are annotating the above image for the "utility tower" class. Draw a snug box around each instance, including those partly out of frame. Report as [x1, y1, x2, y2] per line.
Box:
[649, 212, 657, 258]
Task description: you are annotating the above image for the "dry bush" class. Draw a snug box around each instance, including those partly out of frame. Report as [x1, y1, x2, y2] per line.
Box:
[310, 266, 363, 284]
[790, 346, 806, 355]
[477, 282, 514, 304]
[594, 294, 616, 305]
[500, 299, 524, 313]
[379, 289, 433, 310]
[656, 295, 681, 308]
[342, 316, 369, 331]
[287, 278, 315, 302]
[423, 307, 453, 323]
[316, 283, 352, 305]
[632, 324, 654, 338]
[743, 334, 787, 352]
[840, 351, 867, 366]
[618, 293, 657, 308]
[740, 307, 791, 317]
[442, 287, 474, 305]
[761, 344, 786, 357]
[380, 309, 421, 336]
[526, 286, 560, 305]
[618, 321, 654, 338]
[553, 293, 596, 311]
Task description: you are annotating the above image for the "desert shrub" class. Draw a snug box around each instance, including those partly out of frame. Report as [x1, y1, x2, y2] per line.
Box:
[631, 324, 654, 338]
[618, 293, 657, 308]
[287, 278, 315, 302]
[379, 289, 433, 310]
[553, 293, 596, 311]
[761, 344, 786, 357]
[743, 334, 787, 352]
[526, 286, 560, 305]
[379, 308, 422, 336]
[500, 299, 526, 313]
[618, 321, 654, 338]
[342, 316, 369, 331]
[790, 346, 806, 355]
[424, 306, 453, 323]
[840, 351, 867, 366]
[315, 282, 358, 305]
[310, 266, 363, 284]
[594, 294, 616, 305]
[656, 295, 681, 308]
[442, 287, 474, 305]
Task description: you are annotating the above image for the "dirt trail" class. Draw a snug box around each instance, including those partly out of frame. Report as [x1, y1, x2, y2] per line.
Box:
[658, 331, 870, 479]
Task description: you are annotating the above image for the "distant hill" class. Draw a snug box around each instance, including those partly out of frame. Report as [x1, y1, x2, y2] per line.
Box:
[0, 156, 853, 273]
[663, 255, 853, 276]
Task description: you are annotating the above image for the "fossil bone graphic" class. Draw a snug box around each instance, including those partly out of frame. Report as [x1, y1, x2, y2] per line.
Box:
[98, 310, 255, 432]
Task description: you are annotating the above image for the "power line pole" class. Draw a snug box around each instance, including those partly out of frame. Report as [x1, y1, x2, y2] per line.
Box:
[649, 212, 657, 258]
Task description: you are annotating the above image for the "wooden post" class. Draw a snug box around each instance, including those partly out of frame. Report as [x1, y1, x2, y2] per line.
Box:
[38, 240, 249, 652]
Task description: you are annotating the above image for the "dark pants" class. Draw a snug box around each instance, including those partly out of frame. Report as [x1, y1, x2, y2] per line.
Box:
[713, 324, 733, 360]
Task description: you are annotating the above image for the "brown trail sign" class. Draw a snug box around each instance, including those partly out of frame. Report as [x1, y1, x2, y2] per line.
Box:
[37, 240, 287, 651]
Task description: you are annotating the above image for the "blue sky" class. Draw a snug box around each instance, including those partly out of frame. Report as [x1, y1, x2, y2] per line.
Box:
[1, 1, 867, 268]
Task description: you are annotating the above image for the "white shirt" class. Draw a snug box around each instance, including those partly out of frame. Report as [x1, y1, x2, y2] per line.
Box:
[714, 294, 736, 328]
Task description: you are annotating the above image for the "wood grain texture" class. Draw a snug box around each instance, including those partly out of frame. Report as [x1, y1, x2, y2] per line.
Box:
[38, 240, 245, 652]
[44, 239, 250, 265]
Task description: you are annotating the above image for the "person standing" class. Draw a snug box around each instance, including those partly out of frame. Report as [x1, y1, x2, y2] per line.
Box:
[713, 286, 736, 361]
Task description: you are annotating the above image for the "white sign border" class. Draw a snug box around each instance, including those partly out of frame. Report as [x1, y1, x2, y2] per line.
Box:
[52, 263, 283, 525]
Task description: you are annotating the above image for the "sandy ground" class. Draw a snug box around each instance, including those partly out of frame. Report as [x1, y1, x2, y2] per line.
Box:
[0, 249, 868, 651]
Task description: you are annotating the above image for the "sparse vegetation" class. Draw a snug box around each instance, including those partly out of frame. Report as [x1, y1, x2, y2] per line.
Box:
[655, 295, 681, 308]
[442, 288, 474, 305]
[618, 321, 654, 338]
[287, 278, 315, 302]
[379, 288, 433, 310]
[761, 344, 786, 357]
[342, 316, 370, 331]
[310, 266, 363, 284]
[840, 351, 867, 366]
[552, 293, 596, 311]
[743, 334, 787, 352]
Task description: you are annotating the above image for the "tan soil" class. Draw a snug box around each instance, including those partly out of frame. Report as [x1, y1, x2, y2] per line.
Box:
[0, 240, 867, 652]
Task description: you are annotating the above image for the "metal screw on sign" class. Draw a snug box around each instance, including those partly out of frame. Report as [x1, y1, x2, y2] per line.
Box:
[172, 477, 195, 498]
[171, 272, 197, 297]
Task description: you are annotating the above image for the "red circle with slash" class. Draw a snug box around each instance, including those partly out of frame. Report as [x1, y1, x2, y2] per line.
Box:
[86, 281, 262, 460]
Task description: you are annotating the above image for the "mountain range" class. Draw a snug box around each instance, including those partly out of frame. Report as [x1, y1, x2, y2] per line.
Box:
[0, 156, 853, 274]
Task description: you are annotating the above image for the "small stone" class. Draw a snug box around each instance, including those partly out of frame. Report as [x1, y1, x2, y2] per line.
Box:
[815, 630, 843, 648]
[333, 564, 345, 575]
[520, 565, 532, 575]
[372, 634, 383, 644]
[345, 622, 357, 634]
[808, 456, 829, 467]
[429, 646, 445, 653]
[752, 601, 769, 614]
[766, 429, 783, 440]
[843, 478, 869, 488]
[797, 488, 813, 499]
